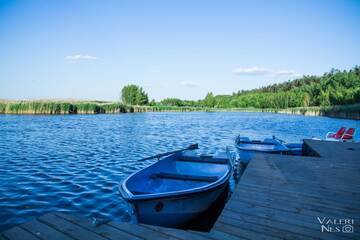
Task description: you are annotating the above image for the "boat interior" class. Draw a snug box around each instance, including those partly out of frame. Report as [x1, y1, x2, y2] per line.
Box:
[126, 153, 230, 196]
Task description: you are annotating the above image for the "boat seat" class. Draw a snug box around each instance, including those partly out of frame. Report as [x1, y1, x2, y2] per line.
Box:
[177, 156, 228, 164]
[150, 172, 219, 182]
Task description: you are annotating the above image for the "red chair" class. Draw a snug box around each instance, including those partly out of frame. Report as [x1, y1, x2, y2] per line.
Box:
[326, 127, 346, 140]
[342, 128, 356, 141]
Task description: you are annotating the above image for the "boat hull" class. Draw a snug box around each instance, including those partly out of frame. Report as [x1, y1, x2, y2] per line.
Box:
[131, 181, 228, 227]
[120, 150, 233, 228]
[236, 143, 288, 164]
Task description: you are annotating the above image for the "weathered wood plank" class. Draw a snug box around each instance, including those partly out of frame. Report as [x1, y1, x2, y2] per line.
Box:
[213, 221, 280, 240]
[141, 224, 211, 240]
[206, 229, 246, 240]
[303, 139, 360, 161]
[225, 140, 360, 240]
[237, 183, 360, 208]
[219, 208, 354, 240]
[235, 184, 360, 211]
[239, 156, 359, 191]
[20, 220, 73, 240]
[108, 221, 176, 240]
[225, 201, 360, 240]
[218, 215, 312, 240]
[56, 213, 141, 240]
[226, 188, 360, 228]
[243, 161, 359, 182]
[2, 226, 40, 240]
[226, 199, 301, 219]
[230, 193, 360, 218]
[38, 213, 107, 240]
[240, 167, 360, 195]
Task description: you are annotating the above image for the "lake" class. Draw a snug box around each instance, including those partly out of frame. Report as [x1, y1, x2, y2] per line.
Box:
[0, 112, 359, 231]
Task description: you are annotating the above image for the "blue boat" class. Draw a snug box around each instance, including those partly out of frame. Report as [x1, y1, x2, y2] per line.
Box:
[235, 136, 289, 153]
[119, 147, 233, 228]
[235, 136, 303, 163]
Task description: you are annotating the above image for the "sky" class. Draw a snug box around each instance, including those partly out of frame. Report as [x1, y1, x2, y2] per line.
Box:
[0, 0, 360, 101]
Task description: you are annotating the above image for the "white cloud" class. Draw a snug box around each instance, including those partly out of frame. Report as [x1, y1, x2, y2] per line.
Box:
[234, 67, 300, 77]
[273, 70, 296, 76]
[233, 67, 272, 76]
[180, 81, 199, 88]
[65, 54, 97, 61]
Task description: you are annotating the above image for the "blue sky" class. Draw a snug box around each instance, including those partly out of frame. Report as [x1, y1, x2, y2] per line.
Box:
[1, 0, 359, 101]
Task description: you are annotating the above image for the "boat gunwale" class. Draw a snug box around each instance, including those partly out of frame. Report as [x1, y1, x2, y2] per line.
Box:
[236, 140, 290, 153]
[235, 145, 289, 153]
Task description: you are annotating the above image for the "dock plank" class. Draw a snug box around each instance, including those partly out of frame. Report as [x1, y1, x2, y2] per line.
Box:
[231, 190, 360, 217]
[141, 224, 211, 240]
[108, 221, 176, 240]
[20, 220, 73, 240]
[2, 226, 40, 240]
[219, 215, 311, 240]
[213, 221, 280, 240]
[236, 183, 360, 210]
[220, 208, 345, 240]
[56, 213, 141, 240]
[215, 139, 360, 239]
[224, 200, 323, 229]
[237, 183, 360, 209]
[38, 213, 107, 240]
[205, 229, 246, 240]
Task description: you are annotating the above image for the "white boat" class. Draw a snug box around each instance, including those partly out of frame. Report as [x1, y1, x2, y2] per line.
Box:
[119, 146, 233, 228]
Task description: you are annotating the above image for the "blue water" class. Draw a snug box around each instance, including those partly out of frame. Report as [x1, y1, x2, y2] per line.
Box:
[0, 112, 359, 231]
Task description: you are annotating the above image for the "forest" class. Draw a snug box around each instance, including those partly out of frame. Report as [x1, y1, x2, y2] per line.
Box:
[157, 66, 360, 109]
[1, 67, 359, 116]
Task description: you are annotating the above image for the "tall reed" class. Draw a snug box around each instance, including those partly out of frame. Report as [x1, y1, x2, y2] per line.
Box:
[0, 101, 359, 119]
[0, 101, 128, 114]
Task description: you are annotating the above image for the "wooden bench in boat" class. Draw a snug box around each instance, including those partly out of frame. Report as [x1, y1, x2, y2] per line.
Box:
[177, 156, 228, 164]
[150, 172, 219, 182]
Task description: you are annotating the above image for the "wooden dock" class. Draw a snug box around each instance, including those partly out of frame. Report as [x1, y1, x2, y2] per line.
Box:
[1, 139, 359, 239]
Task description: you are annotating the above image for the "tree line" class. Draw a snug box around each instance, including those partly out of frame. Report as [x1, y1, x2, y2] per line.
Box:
[120, 66, 360, 109]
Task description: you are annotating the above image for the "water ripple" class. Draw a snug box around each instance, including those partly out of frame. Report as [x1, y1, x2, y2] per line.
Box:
[0, 112, 359, 231]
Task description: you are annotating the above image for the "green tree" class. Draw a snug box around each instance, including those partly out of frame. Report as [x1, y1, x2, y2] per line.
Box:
[203, 92, 216, 107]
[121, 85, 149, 105]
[147, 66, 359, 109]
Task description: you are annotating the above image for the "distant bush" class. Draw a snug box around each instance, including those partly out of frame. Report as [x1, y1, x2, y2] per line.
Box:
[121, 85, 149, 105]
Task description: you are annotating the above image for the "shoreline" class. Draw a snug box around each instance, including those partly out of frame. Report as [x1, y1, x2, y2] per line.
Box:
[0, 101, 359, 120]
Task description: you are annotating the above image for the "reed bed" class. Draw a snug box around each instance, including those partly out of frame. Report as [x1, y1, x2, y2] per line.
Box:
[0, 100, 359, 119]
[0, 101, 128, 114]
